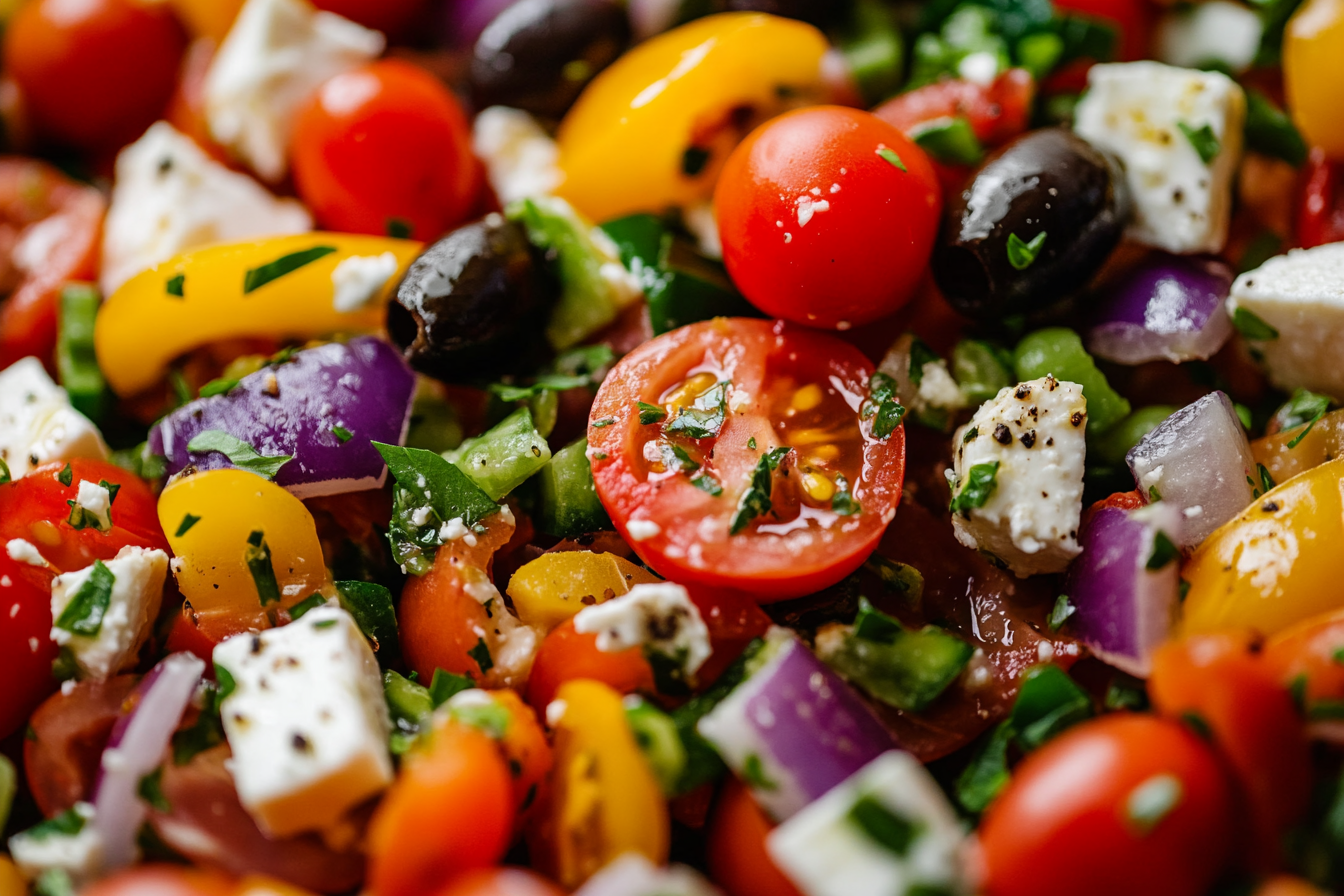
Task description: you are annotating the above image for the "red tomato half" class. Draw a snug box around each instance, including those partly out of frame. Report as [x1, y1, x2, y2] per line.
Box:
[872, 69, 1035, 147]
[0, 551, 59, 740]
[588, 318, 905, 600]
[715, 106, 941, 329]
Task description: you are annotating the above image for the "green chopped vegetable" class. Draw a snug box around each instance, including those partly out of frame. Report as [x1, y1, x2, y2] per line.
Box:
[1048, 594, 1076, 631]
[429, 669, 474, 708]
[625, 697, 688, 795]
[1177, 121, 1221, 164]
[534, 437, 611, 539]
[1013, 328, 1131, 432]
[955, 721, 1014, 813]
[197, 377, 238, 398]
[1011, 664, 1094, 751]
[186, 430, 292, 480]
[950, 461, 1000, 516]
[848, 795, 921, 856]
[877, 147, 907, 171]
[730, 446, 792, 535]
[1244, 88, 1307, 166]
[952, 339, 1014, 405]
[863, 556, 924, 607]
[138, 767, 171, 813]
[1231, 306, 1279, 341]
[56, 284, 107, 420]
[335, 580, 400, 664]
[244, 531, 281, 606]
[468, 637, 493, 674]
[637, 402, 667, 425]
[332, 425, 353, 443]
[911, 115, 985, 166]
[1146, 531, 1180, 570]
[863, 371, 907, 440]
[53, 560, 114, 636]
[165, 273, 185, 297]
[287, 594, 327, 620]
[1006, 231, 1048, 270]
[1091, 406, 1178, 468]
[0, 755, 16, 833]
[24, 807, 86, 840]
[831, 474, 861, 516]
[58, 462, 72, 486]
[442, 407, 551, 502]
[242, 245, 337, 294]
[665, 381, 728, 439]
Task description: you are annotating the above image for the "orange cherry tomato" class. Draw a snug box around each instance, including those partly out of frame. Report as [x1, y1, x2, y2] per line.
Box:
[1264, 609, 1344, 707]
[525, 617, 655, 713]
[291, 60, 478, 240]
[367, 723, 515, 896]
[4, 0, 186, 152]
[707, 778, 803, 896]
[433, 868, 565, 896]
[446, 689, 553, 821]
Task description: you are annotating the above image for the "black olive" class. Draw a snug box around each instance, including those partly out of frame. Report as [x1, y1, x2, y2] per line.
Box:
[471, 0, 630, 122]
[932, 128, 1131, 321]
[387, 216, 557, 381]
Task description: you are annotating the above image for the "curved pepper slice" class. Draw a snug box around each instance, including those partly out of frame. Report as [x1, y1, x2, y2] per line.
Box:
[95, 234, 422, 396]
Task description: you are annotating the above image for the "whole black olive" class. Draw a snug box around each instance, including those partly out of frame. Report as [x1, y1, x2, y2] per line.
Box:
[387, 215, 556, 381]
[471, 0, 630, 122]
[931, 128, 1131, 321]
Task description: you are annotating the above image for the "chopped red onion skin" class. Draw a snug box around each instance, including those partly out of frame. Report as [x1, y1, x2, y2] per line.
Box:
[1088, 255, 1234, 364]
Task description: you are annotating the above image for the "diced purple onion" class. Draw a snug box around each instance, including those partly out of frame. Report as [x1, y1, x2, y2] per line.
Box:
[1087, 255, 1234, 364]
[149, 337, 416, 499]
[697, 630, 896, 822]
[1126, 390, 1256, 550]
[1065, 502, 1184, 678]
[93, 653, 205, 870]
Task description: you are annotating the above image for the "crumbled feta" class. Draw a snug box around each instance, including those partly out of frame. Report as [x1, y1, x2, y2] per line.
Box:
[213, 606, 393, 837]
[573, 582, 711, 678]
[100, 121, 312, 294]
[438, 516, 473, 543]
[203, 0, 384, 182]
[1074, 61, 1245, 254]
[573, 854, 721, 896]
[767, 751, 972, 896]
[9, 803, 104, 885]
[455, 566, 540, 688]
[950, 376, 1087, 577]
[50, 547, 169, 681]
[472, 106, 564, 206]
[626, 518, 662, 542]
[71, 480, 113, 532]
[331, 251, 399, 313]
[0, 357, 108, 479]
[1227, 243, 1344, 400]
[1156, 1, 1263, 75]
[7, 539, 50, 568]
[877, 334, 967, 426]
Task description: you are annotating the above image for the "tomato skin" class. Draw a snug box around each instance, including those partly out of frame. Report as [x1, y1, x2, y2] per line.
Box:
[0, 551, 58, 740]
[310, 0, 428, 36]
[715, 106, 941, 329]
[1297, 148, 1344, 248]
[1264, 608, 1344, 706]
[707, 778, 803, 896]
[291, 60, 477, 241]
[432, 868, 565, 896]
[82, 867, 236, 896]
[525, 617, 654, 713]
[588, 318, 906, 600]
[872, 69, 1035, 148]
[24, 675, 137, 815]
[3, 0, 186, 151]
[980, 714, 1234, 896]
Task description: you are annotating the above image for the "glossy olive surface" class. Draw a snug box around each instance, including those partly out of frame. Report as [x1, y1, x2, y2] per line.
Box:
[932, 127, 1130, 321]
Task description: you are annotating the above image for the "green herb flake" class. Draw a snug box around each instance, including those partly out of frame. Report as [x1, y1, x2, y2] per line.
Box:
[0, 457, 9, 485]
[638, 401, 667, 425]
[165, 273, 185, 298]
[244, 530, 281, 606]
[949, 461, 999, 516]
[468, 637, 494, 674]
[876, 146, 907, 171]
[747, 436, 757, 450]
[34, 869, 75, 896]
[138, 767, 171, 813]
[1290, 673, 1309, 713]
[831, 474, 861, 516]
[186, 430, 293, 480]
[1333, 647, 1344, 665]
[175, 513, 201, 537]
[848, 794, 921, 857]
[242, 245, 337, 294]
[1148, 485, 1162, 502]
[1179, 577, 1191, 602]
[1232, 306, 1279, 341]
[53, 560, 115, 636]
[955, 721, 1013, 813]
[1125, 773, 1183, 834]
[313, 619, 338, 629]
[198, 377, 238, 398]
[429, 668, 474, 707]
[57, 463, 72, 486]
[1177, 121, 1221, 164]
[908, 337, 941, 388]
[1007, 231, 1048, 271]
[592, 451, 608, 460]
[741, 753, 777, 790]
[730, 446, 792, 535]
[24, 807, 86, 841]
[1181, 711, 1213, 740]
[386, 218, 413, 239]
[592, 417, 615, 428]
[852, 596, 903, 643]
[1146, 530, 1180, 571]
[332, 425, 354, 443]
[288, 594, 327, 621]
[910, 116, 984, 166]
[863, 372, 907, 440]
[691, 472, 723, 496]
[665, 381, 729, 440]
[335, 580, 400, 661]
[863, 557, 925, 604]
[1047, 594, 1076, 632]
[962, 427, 978, 444]
[1105, 682, 1149, 712]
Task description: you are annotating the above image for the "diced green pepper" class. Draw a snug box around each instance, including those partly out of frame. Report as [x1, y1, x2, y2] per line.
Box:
[625, 697, 688, 796]
[1091, 405, 1178, 468]
[837, 0, 905, 105]
[57, 283, 107, 420]
[952, 339, 1015, 406]
[1013, 328, 1131, 432]
[1010, 664, 1094, 751]
[534, 437, 611, 538]
[443, 407, 551, 502]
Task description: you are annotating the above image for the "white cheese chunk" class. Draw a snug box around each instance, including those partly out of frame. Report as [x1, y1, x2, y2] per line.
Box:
[213, 605, 392, 836]
[0, 357, 108, 479]
[573, 582, 711, 678]
[331, 251, 399, 313]
[1156, 1, 1263, 75]
[950, 376, 1087, 577]
[457, 565, 539, 688]
[471, 106, 564, 206]
[877, 334, 967, 427]
[101, 121, 312, 294]
[7, 538, 50, 568]
[9, 803, 104, 885]
[1227, 242, 1344, 400]
[71, 480, 113, 532]
[573, 854, 722, 896]
[1074, 61, 1245, 254]
[767, 751, 972, 896]
[50, 547, 169, 681]
[203, 0, 384, 182]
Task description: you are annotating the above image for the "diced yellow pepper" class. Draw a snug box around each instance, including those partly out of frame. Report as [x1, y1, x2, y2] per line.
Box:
[1285, 0, 1344, 161]
[507, 551, 661, 631]
[0, 857, 22, 896]
[95, 234, 422, 397]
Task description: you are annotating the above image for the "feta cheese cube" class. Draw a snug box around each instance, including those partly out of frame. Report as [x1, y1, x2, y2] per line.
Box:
[213, 605, 392, 836]
[1227, 242, 1344, 400]
[573, 582, 711, 678]
[101, 121, 312, 294]
[203, 0, 384, 182]
[1074, 61, 1245, 254]
[472, 106, 564, 206]
[0, 357, 108, 479]
[9, 803, 104, 885]
[70, 480, 113, 532]
[50, 547, 169, 680]
[766, 751, 972, 896]
[951, 376, 1087, 577]
[1155, 1, 1263, 75]
[331, 252, 399, 313]
[573, 854, 722, 896]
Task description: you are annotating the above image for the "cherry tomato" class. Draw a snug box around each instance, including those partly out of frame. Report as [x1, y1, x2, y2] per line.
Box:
[23, 676, 136, 814]
[440, 689, 553, 821]
[433, 868, 565, 896]
[980, 714, 1234, 896]
[0, 549, 58, 740]
[1148, 632, 1312, 865]
[3, 0, 186, 152]
[82, 867, 235, 896]
[1297, 148, 1344, 248]
[873, 69, 1035, 148]
[1053, 0, 1152, 61]
[587, 318, 906, 600]
[311, 0, 428, 36]
[367, 723, 515, 896]
[1264, 608, 1344, 707]
[0, 159, 105, 371]
[715, 106, 941, 329]
[525, 617, 655, 713]
[291, 60, 478, 240]
[707, 778, 802, 896]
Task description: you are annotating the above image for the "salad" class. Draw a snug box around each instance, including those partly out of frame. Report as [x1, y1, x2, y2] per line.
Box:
[0, 0, 1341, 894]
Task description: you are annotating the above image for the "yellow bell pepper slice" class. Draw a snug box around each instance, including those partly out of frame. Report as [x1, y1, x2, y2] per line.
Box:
[1285, 0, 1344, 161]
[507, 551, 662, 631]
[548, 679, 669, 888]
[0, 857, 22, 896]
[1183, 458, 1344, 637]
[95, 234, 422, 397]
[555, 12, 830, 223]
[158, 468, 331, 631]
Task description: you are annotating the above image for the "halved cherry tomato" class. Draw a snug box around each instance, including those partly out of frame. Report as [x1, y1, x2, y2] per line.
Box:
[24, 675, 137, 815]
[588, 318, 906, 600]
[980, 714, 1234, 896]
[872, 69, 1035, 148]
[82, 866, 236, 896]
[715, 107, 941, 329]
[367, 723, 515, 896]
[525, 617, 655, 712]
[433, 868, 565, 896]
[291, 60, 477, 240]
[1297, 148, 1344, 248]
[3, 0, 186, 151]
[0, 550, 58, 740]
[311, 0, 429, 36]
[1264, 608, 1344, 710]
[707, 778, 802, 896]
[1148, 632, 1312, 867]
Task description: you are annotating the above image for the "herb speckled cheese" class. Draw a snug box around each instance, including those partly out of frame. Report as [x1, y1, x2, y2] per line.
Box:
[50, 546, 168, 681]
[573, 582, 711, 678]
[1074, 61, 1245, 254]
[8, 803, 103, 884]
[951, 376, 1087, 577]
[0, 358, 107, 479]
[213, 605, 393, 837]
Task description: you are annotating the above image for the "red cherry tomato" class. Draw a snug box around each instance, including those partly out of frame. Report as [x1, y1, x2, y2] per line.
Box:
[311, 0, 429, 37]
[1297, 147, 1344, 249]
[82, 866, 236, 896]
[714, 106, 941, 329]
[0, 551, 59, 740]
[24, 676, 138, 816]
[872, 69, 1035, 147]
[707, 778, 802, 896]
[291, 60, 478, 240]
[1052, 0, 1152, 61]
[588, 318, 906, 601]
[980, 714, 1234, 896]
[3, 0, 186, 152]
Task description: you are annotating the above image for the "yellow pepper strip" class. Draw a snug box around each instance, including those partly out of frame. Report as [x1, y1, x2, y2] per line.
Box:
[556, 12, 830, 223]
[95, 234, 423, 397]
[1285, 0, 1344, 161]
[507, 551, 662, 632]
[0, 858, 22, 896]
[1182, 458, 1344, 638]
[158, 468, 331, 632]
[548, 680, 669, 889]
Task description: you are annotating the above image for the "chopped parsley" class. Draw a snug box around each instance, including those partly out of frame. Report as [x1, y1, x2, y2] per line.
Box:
[165, 273, 185, 298]
[138, 767, 171, 813]
[197, 377, 238, 398]
[1047, 594, 1076, 632]
[1176, 121, 1220, 164]
[186, 430, 292, 480]
[1148, 485, 1162, 502]
[962, 427, 978, 444]
[747, 436, 757, 450]
[657, 441, 698, 473]
[429, 668, 474, 707]
[876, 146, 907, 171]
[175, 513, 201, 537]
[0, 457, 9, 485]
[848, 795, 921, 856]
[24, 807, 86, 840]
[638, 401, 667, 425]
[910, 115, 983, 166]
[949, 461, 999, 516]
[665, 381, 728, 439]
[863, 372, 907, 440]
[244, 530, 281, 606]
[386, 217, 413, 239]
[691, 471, 723, 496]
[242, 245, 338, 294]
[908, 337, 940, 387]
[332, 425, 354, 443]
[1006, 231, 1048, 270]
[1231, 306, 1279, 341]
[592, 417, 615, 428]
[53, 560, 114, 636]
[288, 594, 327, 620]
[831, 474, 861, 516]
[741, 753, 777, 791]
[468, 637, 494, 674]
[335, 580, 400, 661]
[1125, 773, 1183, 834]
[1145, 530, 1180, 571]
[57, 463, 72, 486]
[729, 446, 792, 535]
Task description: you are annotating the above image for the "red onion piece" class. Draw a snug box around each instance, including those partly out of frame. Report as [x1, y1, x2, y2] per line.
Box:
[149, 337, 416, 499]
[92, 652, 205, 870]
[697, 631, 896, 821]
[1065, 502, 1184, 677]
[1087, 255, 1233, 364]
